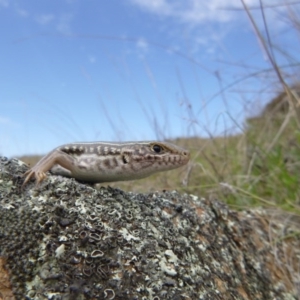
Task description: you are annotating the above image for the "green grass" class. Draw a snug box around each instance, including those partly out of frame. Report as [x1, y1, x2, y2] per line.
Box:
[182, 92, 300, 214]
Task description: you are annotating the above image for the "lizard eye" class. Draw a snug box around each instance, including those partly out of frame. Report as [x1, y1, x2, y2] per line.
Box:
[152, 144, 163, 153]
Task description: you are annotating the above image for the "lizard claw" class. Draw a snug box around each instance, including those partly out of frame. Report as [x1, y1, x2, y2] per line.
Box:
[23, 169, 47, 186]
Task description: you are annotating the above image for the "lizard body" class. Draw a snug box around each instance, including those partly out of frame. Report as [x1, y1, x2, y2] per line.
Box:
[23, 141, 190, 185]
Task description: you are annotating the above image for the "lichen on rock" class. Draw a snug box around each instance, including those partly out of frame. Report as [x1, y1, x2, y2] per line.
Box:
[0, 156, 299, 299]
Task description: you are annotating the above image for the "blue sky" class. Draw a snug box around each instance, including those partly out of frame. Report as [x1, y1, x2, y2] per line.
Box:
[1, 0, 299, 157]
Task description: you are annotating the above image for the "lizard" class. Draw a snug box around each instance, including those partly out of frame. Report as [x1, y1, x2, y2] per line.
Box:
[23, 141, 190, 185]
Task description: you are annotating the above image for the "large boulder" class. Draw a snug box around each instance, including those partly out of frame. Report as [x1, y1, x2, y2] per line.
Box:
[0, 157, 299, 299]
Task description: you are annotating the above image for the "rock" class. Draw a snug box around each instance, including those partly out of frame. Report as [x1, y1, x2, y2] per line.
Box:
[0, 156, 299, 299]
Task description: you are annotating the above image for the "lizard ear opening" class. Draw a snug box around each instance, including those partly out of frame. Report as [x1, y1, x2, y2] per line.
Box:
[122, 155, 129, 164]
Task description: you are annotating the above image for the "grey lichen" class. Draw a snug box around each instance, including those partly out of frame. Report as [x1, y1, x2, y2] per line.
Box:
[0, 156, 299, 299]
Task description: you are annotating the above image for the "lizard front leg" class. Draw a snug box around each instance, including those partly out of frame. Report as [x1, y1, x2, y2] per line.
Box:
[23, 149, 75, 185]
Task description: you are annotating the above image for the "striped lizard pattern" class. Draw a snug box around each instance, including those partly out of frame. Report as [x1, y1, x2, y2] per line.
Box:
[23, 141, 190, 185]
